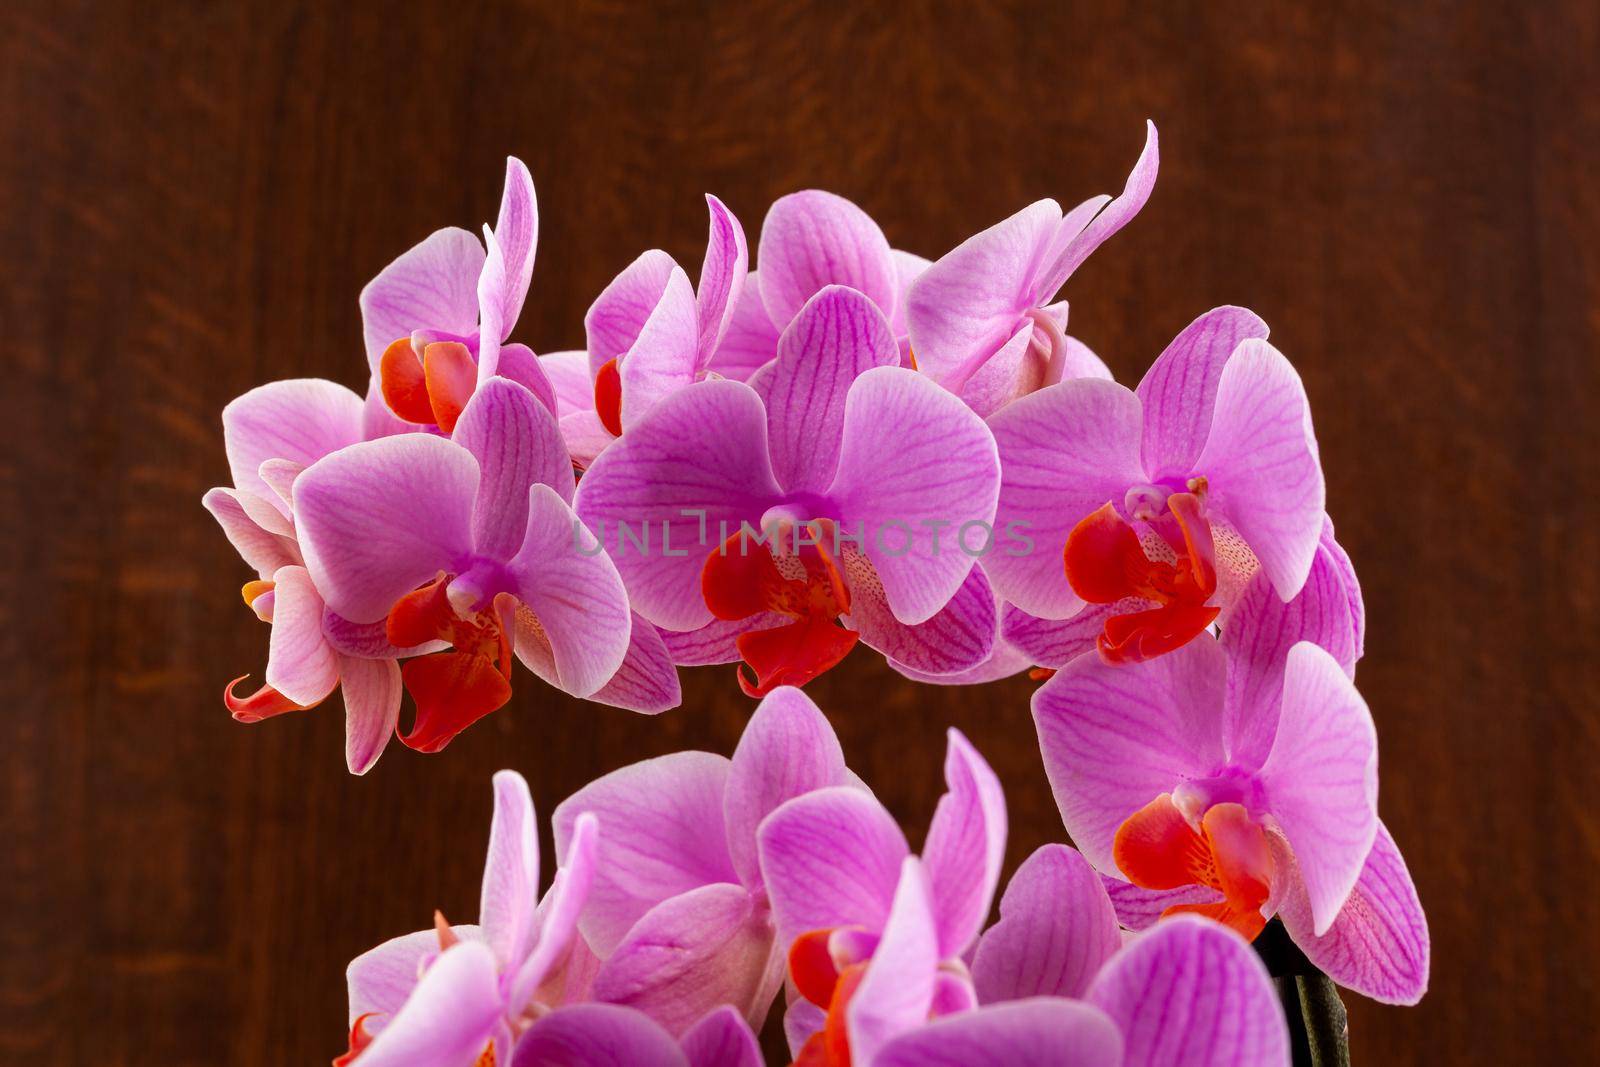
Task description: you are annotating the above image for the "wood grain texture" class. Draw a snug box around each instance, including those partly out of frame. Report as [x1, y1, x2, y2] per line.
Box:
[3, 0, 1597, 1061]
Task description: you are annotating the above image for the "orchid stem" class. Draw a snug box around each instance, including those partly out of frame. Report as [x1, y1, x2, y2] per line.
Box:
[1295, 973, 1351, 1067]
[1255, 919, 1350, 1066]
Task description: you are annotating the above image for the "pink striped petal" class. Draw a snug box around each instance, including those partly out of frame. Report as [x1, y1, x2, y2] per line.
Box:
[763, 286, 900, 495]
[1259, 642, 1379, 934]
[986, 379, 1145, 619]
[1030, 121, 1159, 302]
[587, 614, 682, 714]
[592, 883, 780, 1035]
[294, 434, 478, 623]
[922, 729, 1007, 958]
[847, 857, 939, 1064]
[203, 487, 299, 579]
[706, 270, 780, 380]
[680, 1005, 763, 1067]
[264, 565, 338, 706]
[695, 195, 749, 368]
[757, 190, 898, 330]
[827, 367, 999, 625]
[758, 786, 910, 949]
[222, 378, 365, 505]
[1087, 914, 1288, 1067]
[354, 940, 503, 1067]
[1135, 307, 1271, 478]
[484, 157, 537, 343]
[339, 654, 401, 775]
[513, 1003, 688, 1067]
[906, 199, 1060, 389]
[875, 998, 1124, 1067]
[846, 549, 998, 677]
[574, 380, 781, 632]
[479, 770, 539, 973]
[1100, 876, 1222, 931]
[553, 752, 737, 956]
[360, 226, 485, 370]
[1276, 821, 1429, 1004]
[724, 687, 849, 890]
[971, 845, 1121, 1002]
[1032, 638, 1228, 873]
[1195, 338, 1326, 601]
[453, 378, 574, 560]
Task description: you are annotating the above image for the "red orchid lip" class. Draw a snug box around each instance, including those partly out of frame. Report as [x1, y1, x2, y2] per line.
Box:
[701, 520, 859, 696]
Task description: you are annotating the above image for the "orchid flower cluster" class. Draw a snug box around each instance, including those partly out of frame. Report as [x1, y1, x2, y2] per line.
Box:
[205, 121, 1430, 1065]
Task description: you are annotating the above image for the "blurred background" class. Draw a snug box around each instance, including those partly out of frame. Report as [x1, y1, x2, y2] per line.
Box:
[5, 1, 1597, 1062]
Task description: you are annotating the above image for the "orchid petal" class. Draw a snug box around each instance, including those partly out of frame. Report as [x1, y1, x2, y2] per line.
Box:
[1032, 638, 1228, 873]
[346, 929, 441, 1026]
[553, 752, 737, 956]
[695, 194, 749, 368]
[541, 350, 598, 415]
[339, 654, 401, 775]
[707, 270, 781, 380]
[1276, 820, 1429, 1004]
[905, 199, 1060, 388]
[1222, 537, 1363, 768]
[512, 812, 599, 1008]
[203, 487, 298, 579]
[724, 686, 849, 890]
[827, 366, 999, 625]
[1031, 121, 1159, 302]
[618, 265, 701, 430]
[484, 157, 537, 344]
[1194, 339, 1325, 601]
[1099, 875, 1222, 931]
[222, 379, 365, 505]
[1000, 601, 1110, 669]
[504, 484, 631, 698]
[360, 227, 485, 371]
[588, 614, 682, 714]
[593, 882, 781, 1036]
[353, 940, 503, 1067]
[763, 285, 900, 495]
[1135, 307, 1270, 478]
[513, 1003, 689, 1067]
[680, 1005, 763, 1067]
[1259, 642, 1379, 934]
[971, 844, 1121, 1002]
[922, 729, 1008, 958]
[585, 250, 680, 374]
[479, 770, 539, 973]
[574, 380, 781, 632]
[847, 559, 998, 677]
[453, 377, 574, 561]
[758, 785, 909, 948]
[986, 379, 1146, 619]
[294, 435, 478, 623]
[847, 857, 938, 1065]
[875, 998, 1124, 1067]
[1088, 915, 1287, 1067]
[757, 190, 898, 329]
[263, 565, 338, 706]
[494, 343, 560, 419]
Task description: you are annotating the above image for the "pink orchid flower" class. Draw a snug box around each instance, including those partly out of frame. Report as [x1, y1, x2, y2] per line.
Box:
[575, 284, 1001, 696]
[549, 687, 855, 1035]
[793, 850, 1287, 1067]
[757, 730, 1007, 1056]
[204, 378, 437, 773]
[1032, 610, 1429, 1004]
[291, 377, 654, 752]
[537, 195, 749, 468]
[339, 771, 599, 1067]
[905, 122, 1156, 418]
[362, 157, 558, 435]
[986, 306, 1326, 666]
[512, 1003, 761, 1067]
[707, 189, 930, 381]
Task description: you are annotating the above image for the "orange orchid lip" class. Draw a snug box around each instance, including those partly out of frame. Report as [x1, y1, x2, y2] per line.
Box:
[385, 576, 514, 752]
[223, 675, 319, 723]
[1063, 491, 1219, 664]
[379, 338, 478, 432]
[593, 357, 623, 438]
[701, 521, 859, 696]
[1113, 792, 1274, 941]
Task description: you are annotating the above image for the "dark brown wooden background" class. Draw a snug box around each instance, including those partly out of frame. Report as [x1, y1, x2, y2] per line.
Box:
[5, 1, 1598, 1063]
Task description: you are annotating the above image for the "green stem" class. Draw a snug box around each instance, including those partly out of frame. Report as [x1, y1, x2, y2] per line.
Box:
[1255, 919, 1351, 1065]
